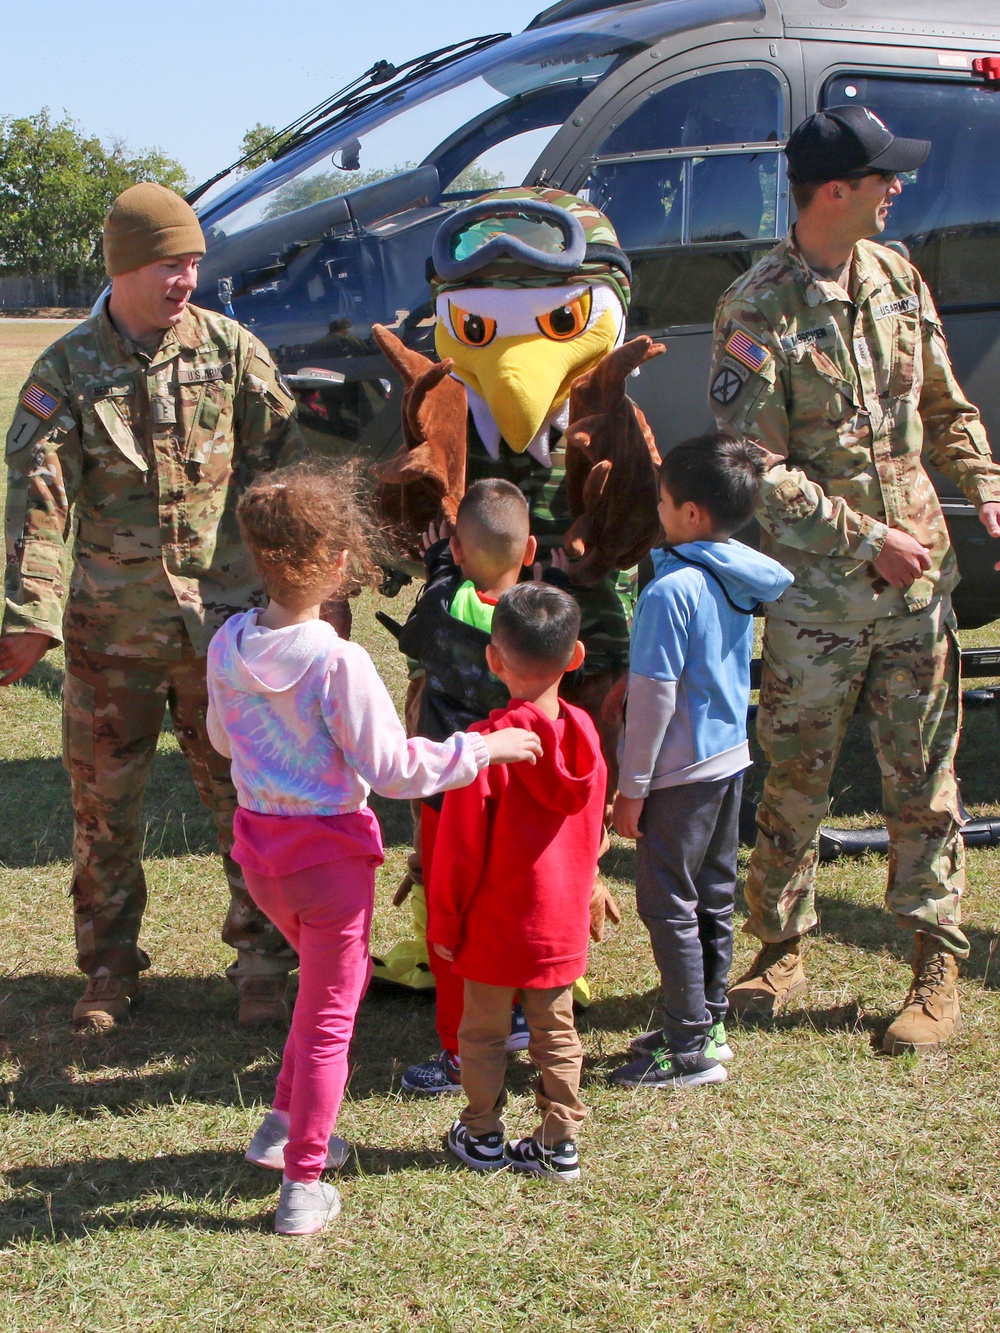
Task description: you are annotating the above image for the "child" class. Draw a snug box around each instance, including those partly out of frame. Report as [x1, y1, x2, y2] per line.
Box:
[610, 433, 793, 1089]
[381, 479, 571, 1095]
[428, 582, 607, 1181]
[205, 462, 542, 1236]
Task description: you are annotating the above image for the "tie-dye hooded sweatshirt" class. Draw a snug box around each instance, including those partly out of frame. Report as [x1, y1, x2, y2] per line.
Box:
[206, 609, 490, 816]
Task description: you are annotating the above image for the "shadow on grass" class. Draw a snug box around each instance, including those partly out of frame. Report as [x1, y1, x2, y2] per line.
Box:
[0, 1143, 454, 1245]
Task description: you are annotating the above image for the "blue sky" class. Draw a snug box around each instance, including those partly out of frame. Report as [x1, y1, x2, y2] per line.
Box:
[4, 0, 546, 186]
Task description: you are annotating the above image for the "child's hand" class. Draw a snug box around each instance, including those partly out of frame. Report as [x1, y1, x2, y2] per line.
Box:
[422, 518, 454, 551]
[482, 727, 543, 766]
[613, 792, 645, 839]
[432, 942, 455, 962]
[532, 546, 571, 581]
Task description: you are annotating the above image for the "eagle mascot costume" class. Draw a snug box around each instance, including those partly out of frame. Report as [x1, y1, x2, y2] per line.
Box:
[369, 187, 664, 992]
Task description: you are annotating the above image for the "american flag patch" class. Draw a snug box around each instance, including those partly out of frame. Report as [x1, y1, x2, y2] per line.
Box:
[21, 382, 60, 420]
[725, 329, 771, 374]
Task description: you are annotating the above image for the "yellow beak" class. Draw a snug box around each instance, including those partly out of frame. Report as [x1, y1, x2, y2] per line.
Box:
[435, 308, 619, 452]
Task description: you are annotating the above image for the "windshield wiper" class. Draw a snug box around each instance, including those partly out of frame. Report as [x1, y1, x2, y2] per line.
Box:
[187, 32, 509, 207]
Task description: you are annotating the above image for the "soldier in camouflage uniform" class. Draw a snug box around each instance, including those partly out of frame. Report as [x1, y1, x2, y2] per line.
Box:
[710, 107, 1000, 1052]
[0, 183, 304, 1031]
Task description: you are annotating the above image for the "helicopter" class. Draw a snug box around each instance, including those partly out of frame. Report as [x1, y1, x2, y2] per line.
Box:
[190, 0, 1000, 639]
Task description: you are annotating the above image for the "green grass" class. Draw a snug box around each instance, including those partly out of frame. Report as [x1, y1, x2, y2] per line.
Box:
[3, 322, 1000, 1332]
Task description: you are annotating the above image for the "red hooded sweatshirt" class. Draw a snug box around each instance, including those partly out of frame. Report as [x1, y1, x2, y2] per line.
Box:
[426, 698, 607, 989]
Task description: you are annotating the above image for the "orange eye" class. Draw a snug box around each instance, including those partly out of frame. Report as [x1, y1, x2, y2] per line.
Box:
[536, 291, 592, 341]
[449, 303, 496, 347]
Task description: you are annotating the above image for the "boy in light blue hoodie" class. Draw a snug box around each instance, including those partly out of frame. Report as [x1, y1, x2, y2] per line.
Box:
[611, 433, 793, 1089]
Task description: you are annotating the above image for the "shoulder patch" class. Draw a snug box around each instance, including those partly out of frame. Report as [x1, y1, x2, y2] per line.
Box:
[725, 329, 771, 373]
[6, 407, 47, 455]
[711, 361, 749, 405]
[21, 382, 61, 420]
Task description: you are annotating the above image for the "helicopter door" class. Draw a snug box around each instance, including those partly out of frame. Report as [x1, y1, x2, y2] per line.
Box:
[558, 56, 792, 450]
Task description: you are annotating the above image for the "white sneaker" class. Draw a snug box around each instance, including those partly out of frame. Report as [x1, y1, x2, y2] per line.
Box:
[245, 1110, 350, 1171]
[275, 1177, 341, 1236]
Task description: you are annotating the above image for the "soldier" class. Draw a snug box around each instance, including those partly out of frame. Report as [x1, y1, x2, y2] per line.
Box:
[1, 182, 304, 1031]
[709, 106, 1000, 1052]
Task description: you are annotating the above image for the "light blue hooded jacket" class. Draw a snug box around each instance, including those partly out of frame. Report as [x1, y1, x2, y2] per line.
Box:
[618, 540, 793, 798]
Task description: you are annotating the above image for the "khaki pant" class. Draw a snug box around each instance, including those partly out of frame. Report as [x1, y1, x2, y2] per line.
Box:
[458, 980, 586, 1144]
[747, 598, 968, 957]
[63, 639, 295, 978]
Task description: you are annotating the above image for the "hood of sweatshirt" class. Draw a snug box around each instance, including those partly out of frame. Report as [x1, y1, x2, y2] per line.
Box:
[651, 540, 793, 609]
[484, 699, 602, 816]
[212, 610, 336, 696]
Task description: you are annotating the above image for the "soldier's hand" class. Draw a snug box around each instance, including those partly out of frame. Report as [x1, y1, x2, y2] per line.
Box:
[0, 631, 55, 686]
[873, 528, 933, 589]
[978, 501, 1000, 570]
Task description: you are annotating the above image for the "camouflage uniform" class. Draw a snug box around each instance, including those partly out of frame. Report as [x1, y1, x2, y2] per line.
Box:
[4, 300, 303, 978]
[711, 234, 1000, 958]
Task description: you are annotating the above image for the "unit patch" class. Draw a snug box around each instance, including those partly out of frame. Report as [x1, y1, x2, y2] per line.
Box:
[711, 356, 750, 405]
[873, 295, 919, 320]
[21, 382, 60, 419]
[780, 325, 831, 352]
[725, 329, 771, 373]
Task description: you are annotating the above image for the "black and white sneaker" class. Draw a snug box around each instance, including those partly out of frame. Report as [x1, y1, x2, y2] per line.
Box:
[505, 1003, 530, 1052]
[610, 1045, 727, 1089]
[504, 1137, 581, 1182]
[446, 1119, 506, 1171]
[400, 1050, 462, 1095]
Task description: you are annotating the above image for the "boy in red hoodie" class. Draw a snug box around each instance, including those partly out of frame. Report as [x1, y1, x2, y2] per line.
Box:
[427, 582, 607, 1181]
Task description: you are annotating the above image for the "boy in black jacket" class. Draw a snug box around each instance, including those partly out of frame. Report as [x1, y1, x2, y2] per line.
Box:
[377, 479, 573, 1094]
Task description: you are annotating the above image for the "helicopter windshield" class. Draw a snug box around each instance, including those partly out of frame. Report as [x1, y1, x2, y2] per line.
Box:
[197, 1, 746, 237]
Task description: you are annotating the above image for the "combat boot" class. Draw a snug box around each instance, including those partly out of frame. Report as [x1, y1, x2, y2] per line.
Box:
[882, 935, 961, 1055]
[72, 968, 141, 1032]
[726, 937, 807, 1017]
[237, 976, 290, 1028]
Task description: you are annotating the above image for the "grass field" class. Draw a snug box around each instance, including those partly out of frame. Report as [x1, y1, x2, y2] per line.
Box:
[2, 321, 1000, 1332]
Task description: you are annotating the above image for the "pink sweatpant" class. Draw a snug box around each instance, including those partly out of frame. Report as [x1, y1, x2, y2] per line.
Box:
[243, 856, 375, 1183]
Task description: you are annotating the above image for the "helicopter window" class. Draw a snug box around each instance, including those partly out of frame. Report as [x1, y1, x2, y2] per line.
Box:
[197, 14, 670, 239]
[825, 75, 1000, 309]
[596, 68, 781, 155]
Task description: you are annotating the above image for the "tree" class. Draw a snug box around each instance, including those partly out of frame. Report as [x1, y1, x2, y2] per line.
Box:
[260, 160, 505, 220]
[237, 122, 292, 176]
[0, 109, 189, 279]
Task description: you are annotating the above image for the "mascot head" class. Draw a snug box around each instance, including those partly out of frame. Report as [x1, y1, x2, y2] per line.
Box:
[430, 187, 631, 456]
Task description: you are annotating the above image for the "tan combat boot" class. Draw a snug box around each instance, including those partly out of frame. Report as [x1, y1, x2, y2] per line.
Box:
[726, 937, 807, 1017]
[882, 935, 961, 1055]
[72, 968, 141, 1032]
[237, 976, 290, 1028]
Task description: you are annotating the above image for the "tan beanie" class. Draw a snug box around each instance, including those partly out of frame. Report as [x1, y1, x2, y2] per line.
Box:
[103, 182, 206, 276]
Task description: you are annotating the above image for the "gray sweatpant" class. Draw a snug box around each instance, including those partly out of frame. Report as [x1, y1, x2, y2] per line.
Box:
[636, 774, 743, 1055]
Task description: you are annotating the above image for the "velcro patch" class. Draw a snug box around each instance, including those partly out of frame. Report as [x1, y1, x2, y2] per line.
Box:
[90, 384, 133, 400]
[711, 358, 750, 405]
[780, 325, 831, 352]
[21, 382, 60, 419]
[6, 407, 46, 455]
[873, 295, 919, 320]
[177, 361, 234, 384]
[725, 329, 771, 373]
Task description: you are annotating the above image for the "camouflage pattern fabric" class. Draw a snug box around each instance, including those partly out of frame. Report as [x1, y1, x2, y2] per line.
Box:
[430, 186, 631, 313]
[710, 235, 1000, 622]
[5, 302, 303, 979]
[4, 302, 303, 656]
[464, 419, 631, 676]
[65, 641, 295, 976]
[748, 602, 968, 958]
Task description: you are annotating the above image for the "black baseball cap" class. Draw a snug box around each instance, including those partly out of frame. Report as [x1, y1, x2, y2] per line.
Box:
[785, 105, 930, 184]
